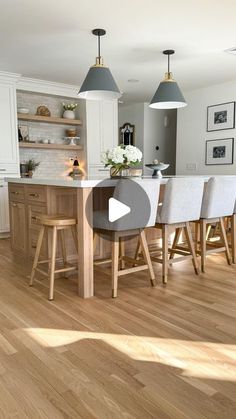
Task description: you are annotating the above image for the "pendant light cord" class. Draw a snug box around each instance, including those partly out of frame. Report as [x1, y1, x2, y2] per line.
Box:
[98, 33, 101, 65]
[168, 53, 170, 74]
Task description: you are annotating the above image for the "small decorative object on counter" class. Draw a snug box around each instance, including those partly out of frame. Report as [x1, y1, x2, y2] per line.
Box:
[36, 105, 51, 117]
[145, 161, 169, 178]
[62, 103, 78, 119]
[101, 144, 143, 178]
[24, 159, 40, 178]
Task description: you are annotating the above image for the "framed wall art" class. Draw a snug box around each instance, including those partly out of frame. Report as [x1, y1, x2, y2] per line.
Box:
[205, 138, 234, 165]
[207, 101, 235, 132]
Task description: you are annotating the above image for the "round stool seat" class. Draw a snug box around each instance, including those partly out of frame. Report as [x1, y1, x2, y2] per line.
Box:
[39, 214, 77, 227]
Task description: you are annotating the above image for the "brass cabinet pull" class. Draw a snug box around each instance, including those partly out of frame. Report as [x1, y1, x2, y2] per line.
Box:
[31, 216, 37, 221]
[12, 203, 17, 207]
[29, 193, 39, 198]
[12, 191, 19, 195]
[32, 244, 37, 249]
[0, 168, 6, 171]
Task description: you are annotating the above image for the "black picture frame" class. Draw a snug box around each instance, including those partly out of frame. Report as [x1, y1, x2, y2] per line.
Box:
[205, 138, 234, 165]
[207, 101, 235, 132]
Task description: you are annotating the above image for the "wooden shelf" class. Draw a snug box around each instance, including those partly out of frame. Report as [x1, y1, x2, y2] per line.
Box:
[17, 113, 82, 126]
[19, 142, 83, 151]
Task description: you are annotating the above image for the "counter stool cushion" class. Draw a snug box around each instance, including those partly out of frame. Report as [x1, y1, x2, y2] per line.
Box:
[157, 177, 205, 224]
[200, 177, 236, 219]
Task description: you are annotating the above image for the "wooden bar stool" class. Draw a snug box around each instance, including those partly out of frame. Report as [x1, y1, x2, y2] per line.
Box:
[93, 178, 160, 297]
[29, 215, 77, 300]
[150, 177, 205, 283]
[195, 177, 236, 272]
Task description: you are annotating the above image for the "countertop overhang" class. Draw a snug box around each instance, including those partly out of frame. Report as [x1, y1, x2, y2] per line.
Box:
[5, 175, 236, 188]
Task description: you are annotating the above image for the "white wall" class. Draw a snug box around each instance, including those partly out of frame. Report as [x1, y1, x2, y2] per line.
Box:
[176, 80, 236, 175]
[119, 103, 176, 175]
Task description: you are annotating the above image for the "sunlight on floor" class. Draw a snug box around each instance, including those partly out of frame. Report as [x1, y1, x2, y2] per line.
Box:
[23, 328, 236, 381]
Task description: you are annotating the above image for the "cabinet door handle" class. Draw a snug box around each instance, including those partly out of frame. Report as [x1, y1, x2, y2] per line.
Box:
[0, 169, 6, 171]
[31, 216, 37, 221]
[0, 185, 3, 188]
[12, 203, 17, 207]
[11, 191, 19, 195]
[29, 193, 39, 198]
[32, 244, 37, 249]
[98, 169, 109, 172]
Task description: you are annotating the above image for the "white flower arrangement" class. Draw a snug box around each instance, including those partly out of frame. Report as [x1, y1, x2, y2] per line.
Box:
[62, 103, 78, 111]
[101, 145, 142, 176]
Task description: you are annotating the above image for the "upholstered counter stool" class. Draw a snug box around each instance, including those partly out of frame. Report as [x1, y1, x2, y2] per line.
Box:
[29, 215, 78, 300]
[149, 177, 205, 284]
[93, 178, 160, 298]
[197, 177, 236, 272]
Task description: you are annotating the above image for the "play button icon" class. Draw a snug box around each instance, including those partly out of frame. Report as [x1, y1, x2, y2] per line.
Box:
[108, 198, 131, 222]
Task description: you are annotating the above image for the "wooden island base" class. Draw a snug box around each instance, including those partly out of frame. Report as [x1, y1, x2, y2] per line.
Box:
[8, 181, 161, 298]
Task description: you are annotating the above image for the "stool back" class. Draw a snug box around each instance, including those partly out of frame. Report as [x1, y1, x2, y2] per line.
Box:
[201, 177, 236, 219]
[158, 177, 205, 224]
[112, 178, 160, 231]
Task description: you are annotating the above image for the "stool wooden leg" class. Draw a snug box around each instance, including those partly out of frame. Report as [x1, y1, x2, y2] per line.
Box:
[59, 229, 68, 277]
[219, 217, 231, 265]
[139, 229, 156, 286]
[111, 232, 119, 298]
[231, 214, 236, 264]
[49, 226, 57, 301]
[200, 219, 206, 273]
[119, 238, 125, 269]
[195, 222, 199, 252]
[169, 227, 181, 260]
[184, 222, 199, 275]
[162, 224, 169, 284]
[29, 225, 45, 286]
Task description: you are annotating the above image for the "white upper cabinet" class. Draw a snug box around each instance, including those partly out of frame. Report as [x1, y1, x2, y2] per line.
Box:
[86, 99, 118, 172]
[0, 72, 20, 176]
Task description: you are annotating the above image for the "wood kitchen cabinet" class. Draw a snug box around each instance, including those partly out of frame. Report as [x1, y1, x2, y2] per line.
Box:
[0, 181, 10, 234]
[9, 200, 27, 253]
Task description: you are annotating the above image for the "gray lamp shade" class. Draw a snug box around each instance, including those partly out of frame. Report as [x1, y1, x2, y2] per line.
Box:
[78, 66, 121, 100]
[149, 80, 187, 109]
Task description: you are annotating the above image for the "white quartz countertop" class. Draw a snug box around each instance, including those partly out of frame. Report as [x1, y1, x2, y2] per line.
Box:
[5, 175, 236, 188]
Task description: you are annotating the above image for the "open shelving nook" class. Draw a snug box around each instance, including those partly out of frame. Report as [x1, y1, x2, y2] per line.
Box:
[17, 113, 82, 126]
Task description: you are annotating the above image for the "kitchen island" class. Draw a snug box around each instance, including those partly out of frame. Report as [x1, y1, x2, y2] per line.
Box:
[6, 175, 231, 299]
[7, 176, 165, 299]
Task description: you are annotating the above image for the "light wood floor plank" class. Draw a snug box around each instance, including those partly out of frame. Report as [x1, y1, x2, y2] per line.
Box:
[0, 239, 236, 418]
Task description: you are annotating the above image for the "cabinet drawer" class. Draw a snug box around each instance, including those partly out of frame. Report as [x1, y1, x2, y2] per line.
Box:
[26, 186, 47, 203]
[9, 184, 25, 202]
[28, 204, 47, 228]
[89, 165, 110, 178]
[0, 163, 19, 174]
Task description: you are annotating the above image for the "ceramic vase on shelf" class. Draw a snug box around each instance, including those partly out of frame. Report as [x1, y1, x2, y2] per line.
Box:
[63, 110, 75, 120]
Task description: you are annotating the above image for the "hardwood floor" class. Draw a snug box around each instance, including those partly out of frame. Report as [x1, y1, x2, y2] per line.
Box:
[0, 238, 236, 418]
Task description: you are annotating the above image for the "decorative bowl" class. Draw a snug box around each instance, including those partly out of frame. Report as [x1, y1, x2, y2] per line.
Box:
[18, 107, 29, 114]
[145, 163, 169, 178]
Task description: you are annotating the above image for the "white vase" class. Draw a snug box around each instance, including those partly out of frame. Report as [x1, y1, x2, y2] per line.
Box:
[63, 110, 75, 120]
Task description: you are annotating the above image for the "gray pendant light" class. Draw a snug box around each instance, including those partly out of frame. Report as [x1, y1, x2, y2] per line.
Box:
[149, 50, 187, 109]
[78, 29, 121, 100]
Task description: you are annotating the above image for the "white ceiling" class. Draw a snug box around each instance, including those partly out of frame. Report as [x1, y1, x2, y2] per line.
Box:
[1, 0, 236, 104]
